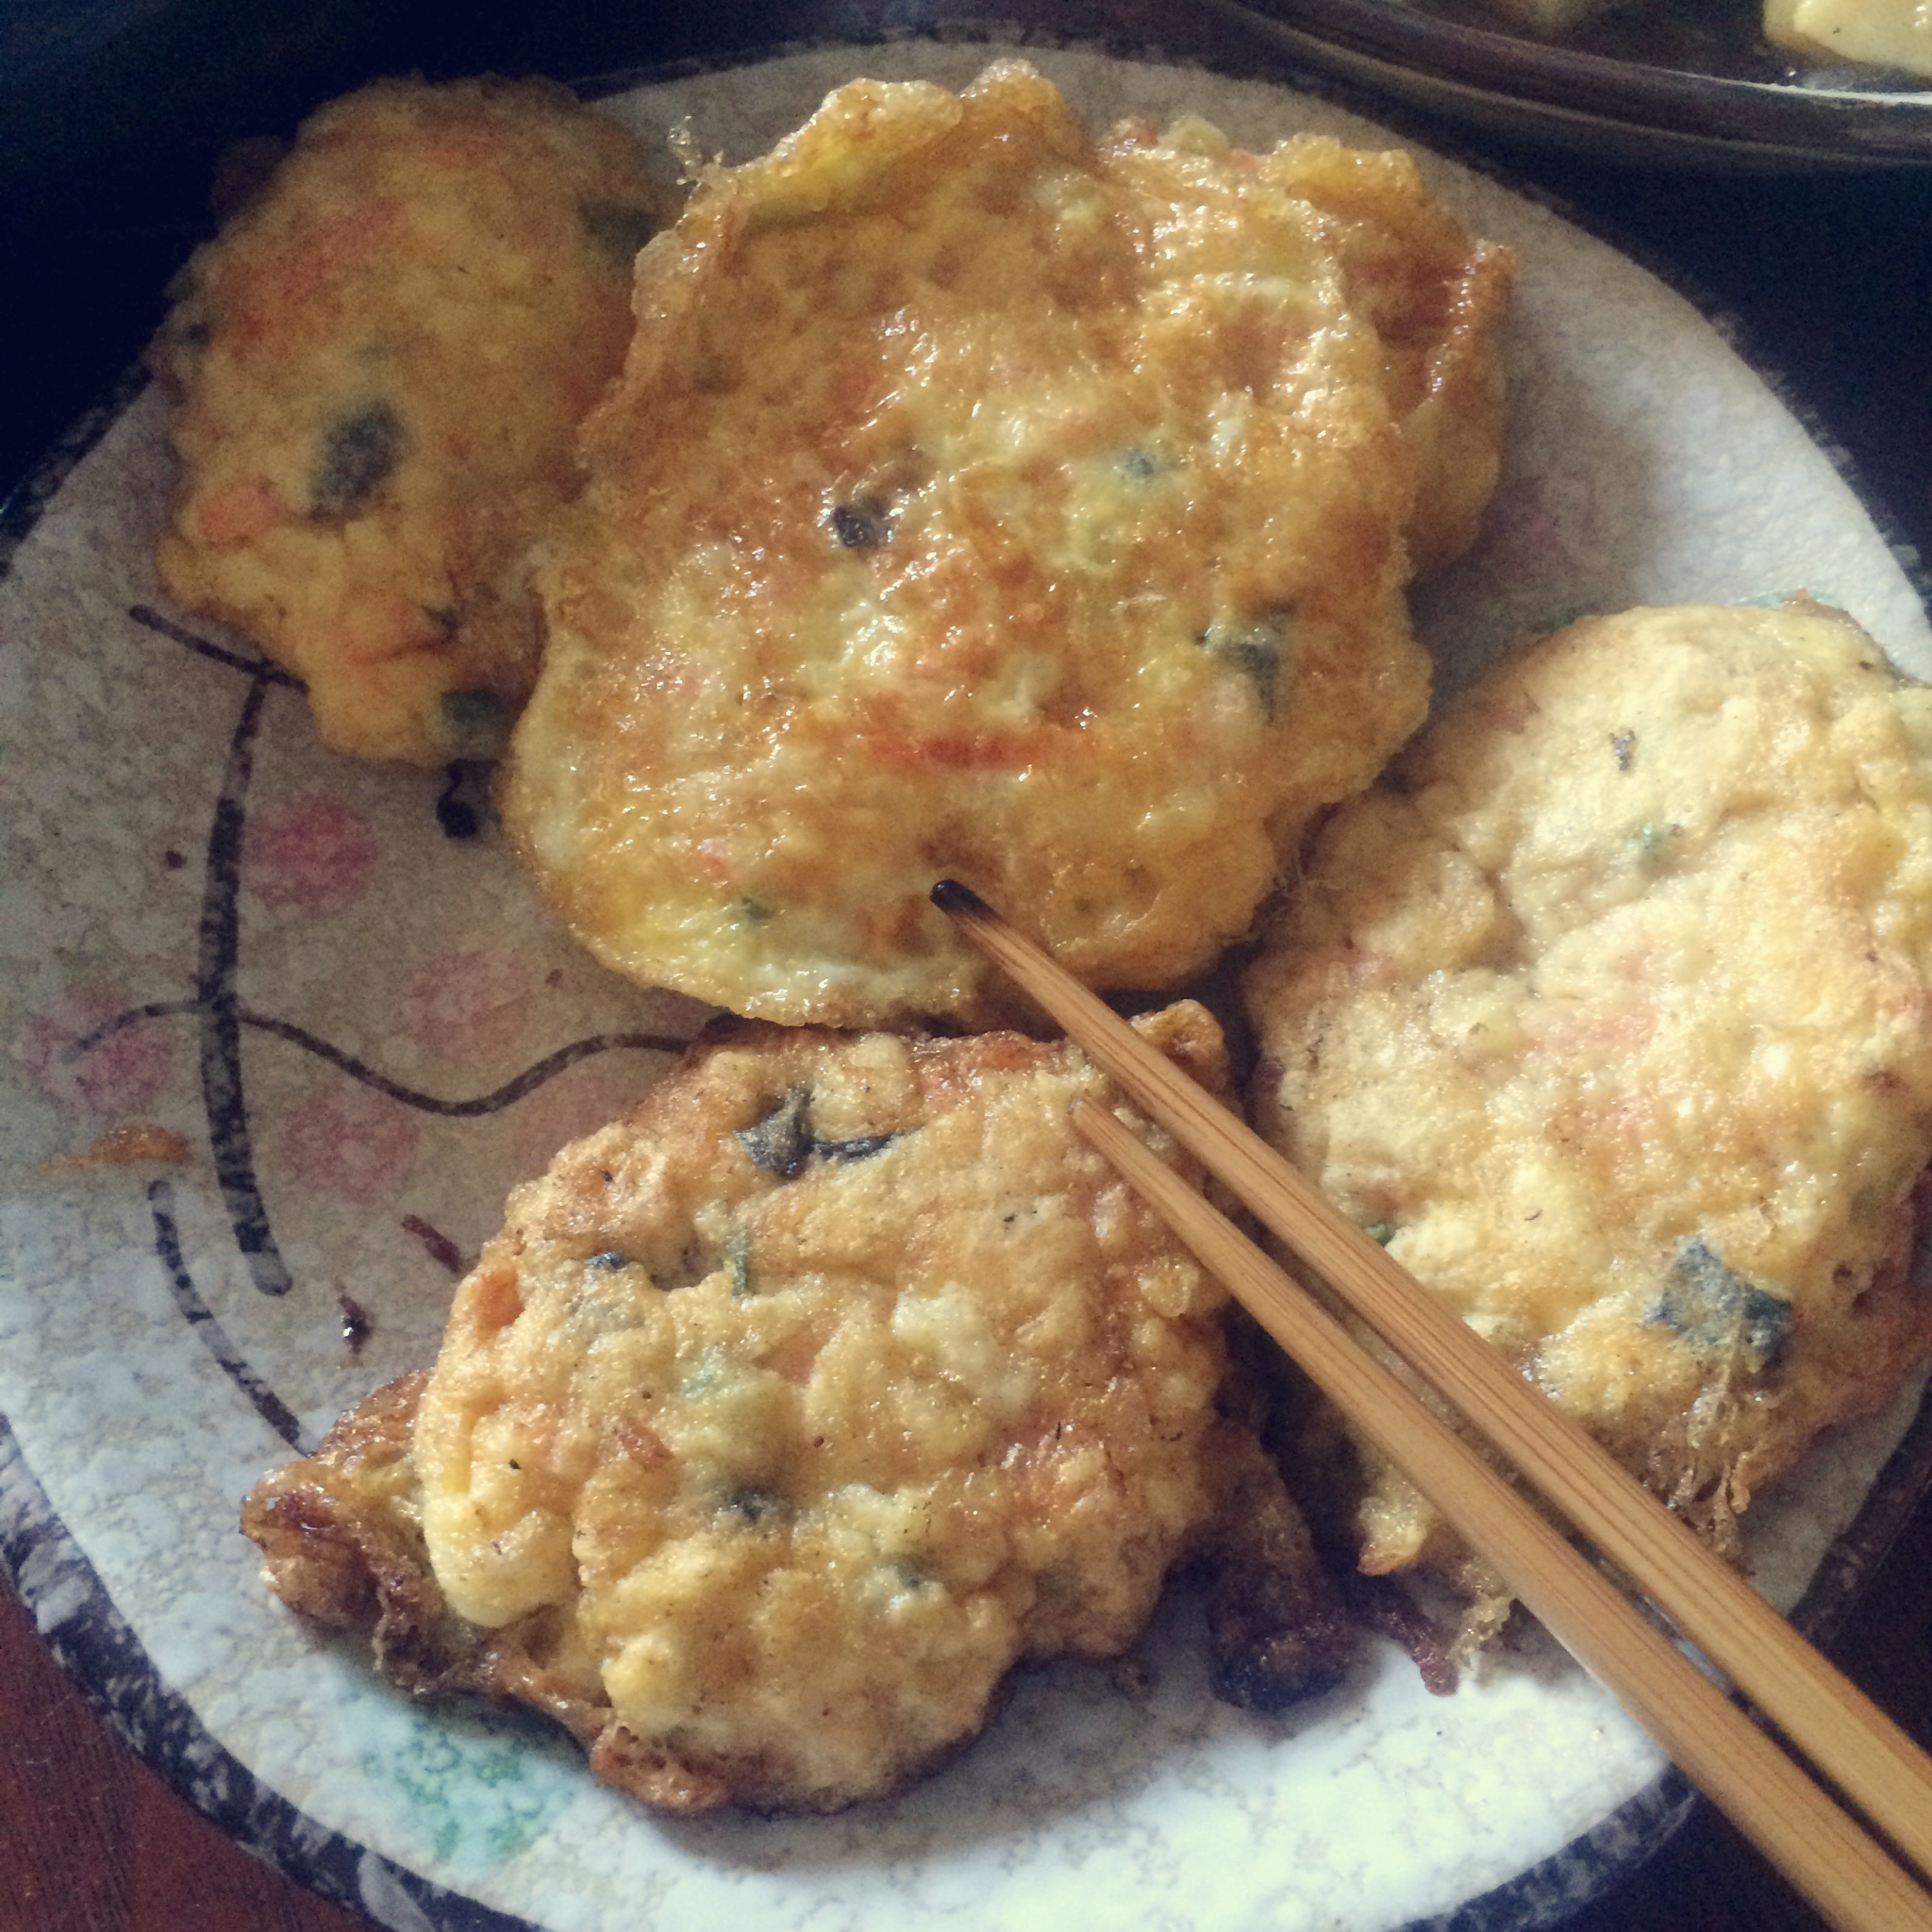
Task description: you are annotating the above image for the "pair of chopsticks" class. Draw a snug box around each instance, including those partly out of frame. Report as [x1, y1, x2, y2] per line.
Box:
[933, 880, 1932, 1932]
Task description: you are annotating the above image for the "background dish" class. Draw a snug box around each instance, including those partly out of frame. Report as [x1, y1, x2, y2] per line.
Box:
[3, 34, 1932, 1932]
[1224, 0, 1932, 163]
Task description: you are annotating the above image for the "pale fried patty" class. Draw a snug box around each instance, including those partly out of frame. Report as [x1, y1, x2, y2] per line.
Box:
[1245, 600, 1932, 1632]
[502, 59, 1512, 1027]
[245, 1006, 1354, 1813]
[152, 76, 667, 766]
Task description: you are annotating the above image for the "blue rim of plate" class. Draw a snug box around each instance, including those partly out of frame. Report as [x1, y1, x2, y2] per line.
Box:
[5, 21, 1932, 1932]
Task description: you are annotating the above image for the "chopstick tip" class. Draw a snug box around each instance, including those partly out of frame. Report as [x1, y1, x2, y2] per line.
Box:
[930, 878, 990, 919]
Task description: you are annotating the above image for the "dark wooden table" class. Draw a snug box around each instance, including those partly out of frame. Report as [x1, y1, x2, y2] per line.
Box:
[6, 5, 1932, 1930]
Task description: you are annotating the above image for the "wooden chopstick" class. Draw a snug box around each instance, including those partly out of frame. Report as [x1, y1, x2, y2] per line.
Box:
[932, 879, 1932, 1932]
[1071, 1099, 1928, 1932]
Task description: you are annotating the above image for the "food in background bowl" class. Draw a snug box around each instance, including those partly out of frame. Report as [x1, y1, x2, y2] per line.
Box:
[1460, 0, 1932, 82]
[1763, 0, 1932, 76]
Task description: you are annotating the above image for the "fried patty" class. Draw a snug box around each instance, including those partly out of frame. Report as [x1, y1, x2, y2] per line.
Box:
[1244, 600, 1932, 1637]
[152, 76, 667, 765]
[501, 59, 1512, 1027]
[244, 1006, 1354, 1813]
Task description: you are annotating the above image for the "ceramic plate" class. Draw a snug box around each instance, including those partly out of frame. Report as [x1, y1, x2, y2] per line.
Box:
[4, 37, 1931, 1932]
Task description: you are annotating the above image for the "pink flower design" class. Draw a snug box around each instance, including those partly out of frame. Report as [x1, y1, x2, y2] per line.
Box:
[404, 948, 533, 1064]
[275, 1082, 420, 1204]
[20, 987, 174, 1117]
[507, 1058, 655, 1187]
[242, 792, 378, 915]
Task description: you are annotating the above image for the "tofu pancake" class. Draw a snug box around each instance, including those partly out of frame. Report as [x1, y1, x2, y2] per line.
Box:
[1245, 601, 1932, 1637]
[244, 1005, 1355, 1813]
[502, 60, 1512, 1026]
[152, 76, 667, 765]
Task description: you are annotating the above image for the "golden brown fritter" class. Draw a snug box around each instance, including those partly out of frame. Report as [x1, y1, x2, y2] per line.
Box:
[1244, 600, 1932, 1640]
[501, 60, 1512, 1027]
[245, 1006, 1353, 1813]
[152, 76, 668, 766]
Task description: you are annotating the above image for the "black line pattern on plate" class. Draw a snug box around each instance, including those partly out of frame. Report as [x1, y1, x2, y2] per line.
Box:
[74, 1007, 691, 1122]
[147, 1177, 312, 1452]
[67, 606, 687, 1442]
[198, 634, 291, 1296]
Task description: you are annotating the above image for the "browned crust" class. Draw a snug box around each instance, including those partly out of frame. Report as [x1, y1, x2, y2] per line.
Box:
[243, 1316, 1362, 1812]
[242, 1008, 1364, 1812]
[241, 1372, 465, 1694]
[1195, 1420, 1357, 1710]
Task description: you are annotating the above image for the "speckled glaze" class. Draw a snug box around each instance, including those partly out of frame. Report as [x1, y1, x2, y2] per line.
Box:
[3, 41, 1930, 1932]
